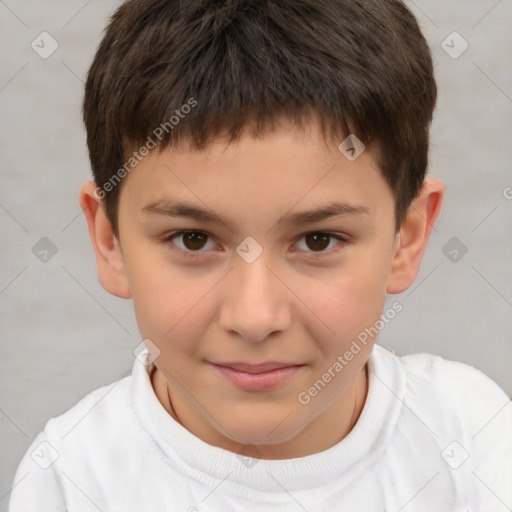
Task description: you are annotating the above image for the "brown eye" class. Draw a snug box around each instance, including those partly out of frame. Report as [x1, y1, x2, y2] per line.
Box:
[181, 232, 208, 250]
[305, 233, 331, 251]
[295, 232, 347, 254]
[166, 231, 217, 255]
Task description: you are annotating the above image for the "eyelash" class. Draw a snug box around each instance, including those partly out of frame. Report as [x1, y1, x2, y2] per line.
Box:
[163, 230, 349, 259]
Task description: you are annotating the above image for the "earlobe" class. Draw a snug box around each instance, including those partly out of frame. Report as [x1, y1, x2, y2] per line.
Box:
[386, 178, 444, 294]
[78, 182, 132, 299]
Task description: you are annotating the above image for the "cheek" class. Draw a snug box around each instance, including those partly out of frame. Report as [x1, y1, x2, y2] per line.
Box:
[292, 257, 388, 347]
[125, 252, 215, 355]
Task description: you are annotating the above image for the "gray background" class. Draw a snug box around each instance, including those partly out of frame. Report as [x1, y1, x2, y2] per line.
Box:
[1, 0, 511, 507]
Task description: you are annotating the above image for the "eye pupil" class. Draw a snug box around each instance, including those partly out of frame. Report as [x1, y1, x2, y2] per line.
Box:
[183, 232, 208, 250]
[305, 233, 330, 251]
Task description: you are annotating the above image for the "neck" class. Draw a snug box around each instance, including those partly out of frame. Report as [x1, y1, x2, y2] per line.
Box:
[151, 364, 369, 460]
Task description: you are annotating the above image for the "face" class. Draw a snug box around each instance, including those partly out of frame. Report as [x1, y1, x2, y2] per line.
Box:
[115, 118, 399, 457]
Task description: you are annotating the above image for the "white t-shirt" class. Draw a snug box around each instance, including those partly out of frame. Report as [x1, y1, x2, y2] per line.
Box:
[8, 344, 512, 512]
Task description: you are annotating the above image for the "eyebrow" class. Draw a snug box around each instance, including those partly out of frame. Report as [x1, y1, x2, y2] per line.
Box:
[141, 200, 370, 229]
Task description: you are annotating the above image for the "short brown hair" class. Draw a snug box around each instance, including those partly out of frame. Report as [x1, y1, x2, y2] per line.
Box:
[83, 0, 437, 236]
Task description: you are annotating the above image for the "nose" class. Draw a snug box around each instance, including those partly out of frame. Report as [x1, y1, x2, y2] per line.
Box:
[218, 255, 291, 343]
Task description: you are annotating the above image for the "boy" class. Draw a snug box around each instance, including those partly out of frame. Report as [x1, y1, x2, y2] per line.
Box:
[9, 0, 511, 510]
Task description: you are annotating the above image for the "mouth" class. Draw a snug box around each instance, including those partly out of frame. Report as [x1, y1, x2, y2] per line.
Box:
[210, 362, 304, 391]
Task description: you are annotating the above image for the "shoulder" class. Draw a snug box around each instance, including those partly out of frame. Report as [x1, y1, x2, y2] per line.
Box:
[371, 344, 511, 439]
[390, 347, 512, 451]
[34, 371, 136, 460]
[389, 349, 512, 506]
[398, 349, 510, 411]
[44, 371, 133, 441]
[8, 373, 136, 511]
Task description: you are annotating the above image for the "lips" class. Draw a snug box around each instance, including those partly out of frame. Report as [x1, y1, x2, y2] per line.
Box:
[210, 361, 304, 390]
[214, 362, 300, 373]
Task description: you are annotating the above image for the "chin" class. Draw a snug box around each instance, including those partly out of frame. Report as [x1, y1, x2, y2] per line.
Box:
[217, 407, 310, 447]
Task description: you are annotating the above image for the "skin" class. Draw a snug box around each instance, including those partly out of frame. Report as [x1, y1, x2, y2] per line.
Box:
[80, 117, 444, 460]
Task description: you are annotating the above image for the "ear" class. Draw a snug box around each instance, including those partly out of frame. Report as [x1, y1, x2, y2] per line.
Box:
[386, 178, 444, 294]
[79, 181, 131, 299]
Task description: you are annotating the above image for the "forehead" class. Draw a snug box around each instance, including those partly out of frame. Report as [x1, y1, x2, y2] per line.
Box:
[118, 120, 393, 229]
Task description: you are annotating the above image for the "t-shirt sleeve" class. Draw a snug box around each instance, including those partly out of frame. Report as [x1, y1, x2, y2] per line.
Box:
[458, 366, 512, 510]
[8, 430, 67, 512]
[402, 352, 512, 510]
